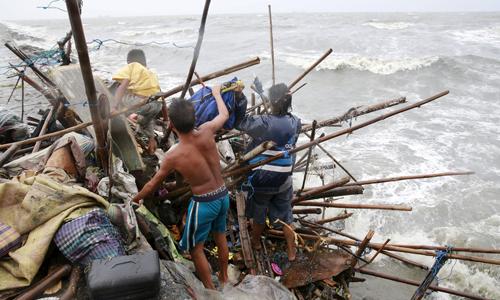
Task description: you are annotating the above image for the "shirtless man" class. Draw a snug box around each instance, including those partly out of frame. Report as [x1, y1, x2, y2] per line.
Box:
[133, 85, 229, 289]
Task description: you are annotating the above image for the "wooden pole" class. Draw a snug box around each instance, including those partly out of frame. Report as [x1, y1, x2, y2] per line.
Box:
[290, 82, 307, 95]
[304, 131, 358, 182]
[299, 185, 364, 200]
[236, 192, 256, 274]
[65, 0, 109, 173]
[355, 268, 487, 300]
[301, 96, 407, 133]
[224, 141, 276, 172]
[317, 212, 353, 225]
[351, 230, 375, 267]
[292, 176, 350, 204]
[14, 265, 72, 300]
[223, 91, 449, 178]
[180, 0, 211, 99]
[288, 48, 333, 90]
[299, 220, 429, 270]
[0, 144, 20, 167]
[345, 171, 474, 187]
[268, 4, 275, 85]
[294, 201, 413, 211]
[32, 106, 56, 153]
[0, 58, 260, 150]
[20, 76, 24, 122]
[292, 208, 322, 215]
[299, 120, 317, 191]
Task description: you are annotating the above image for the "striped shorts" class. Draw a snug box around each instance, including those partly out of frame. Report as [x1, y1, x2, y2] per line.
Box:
[179, 191, 229, 252]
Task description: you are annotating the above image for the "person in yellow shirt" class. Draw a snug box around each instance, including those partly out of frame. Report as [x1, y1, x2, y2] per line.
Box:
[112, 49, 162, 154]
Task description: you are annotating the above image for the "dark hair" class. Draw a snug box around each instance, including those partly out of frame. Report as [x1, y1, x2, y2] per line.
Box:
[127, 49, 147, 66]
[168, 98, 195, 133]
[268, 83, 292, 116]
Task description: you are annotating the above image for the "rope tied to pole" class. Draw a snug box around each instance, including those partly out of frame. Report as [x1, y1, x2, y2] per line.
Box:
[412, 246, 453, 300]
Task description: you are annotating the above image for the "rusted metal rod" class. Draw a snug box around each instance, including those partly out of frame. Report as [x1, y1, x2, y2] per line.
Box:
[288, 48, 332, 90]
[355, 268, 487, 300]
[223, 91, 450, 178]
[180, 0, 211, 99]
[65, 0, 109, 173]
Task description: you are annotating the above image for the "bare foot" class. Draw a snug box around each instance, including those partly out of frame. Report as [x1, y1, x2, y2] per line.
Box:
[287, 243, 297, 262]
[217, 272, 228, 288]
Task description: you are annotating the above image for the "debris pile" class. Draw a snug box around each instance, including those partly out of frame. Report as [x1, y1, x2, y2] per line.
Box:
[0, 1, 499, 300]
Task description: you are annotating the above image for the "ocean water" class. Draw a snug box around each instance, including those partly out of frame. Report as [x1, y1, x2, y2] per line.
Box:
[1, 12, 499, 299]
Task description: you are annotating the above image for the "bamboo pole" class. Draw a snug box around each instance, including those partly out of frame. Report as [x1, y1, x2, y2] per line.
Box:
[316, 212, 353, 225]
[289, 232, 500, 266]
[0, 144, 20, 167]
[299, 120, 317, 191]
[268, 5, 275, 85]
[180, 0, 211, 99]
[355, 268, 487, 300]
[344, 171, 474, 187]
[301, 96, 407, 133]
[224, 141, 276, 172]
[300, 185, 364, 200]
[288, 48, 333, 90]
[304, 131, 358, 182]
[223, 91, 450, 178]
[359, 239, 391, 268]
[0, 58, 260, 150]
[298, 220, 429, 270]
[293, 176, 350, 204]
[290, 82, 307, 95]
[32, 106, 56, 153]
[292, 208, 322, 215]
[14, 265, 72, 300]
[66, 0, 109, 173]
[381, 244, 500, 254]
[294, 201, 413, 211]
[351, 230, 375, 267]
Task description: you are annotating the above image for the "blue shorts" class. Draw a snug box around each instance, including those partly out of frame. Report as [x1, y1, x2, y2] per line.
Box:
[179, 190, 229, 252]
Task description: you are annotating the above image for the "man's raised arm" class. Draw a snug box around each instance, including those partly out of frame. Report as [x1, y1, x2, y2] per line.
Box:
[200, 85, 229, 133]
[133, 155, 174, 204]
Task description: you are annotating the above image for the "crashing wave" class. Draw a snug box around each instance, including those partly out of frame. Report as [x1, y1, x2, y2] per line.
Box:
[281, 52, 440, 75]
[363, 21, 414, 30]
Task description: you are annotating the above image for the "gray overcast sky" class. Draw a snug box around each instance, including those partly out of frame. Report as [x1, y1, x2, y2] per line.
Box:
[1, 0, 500, 20]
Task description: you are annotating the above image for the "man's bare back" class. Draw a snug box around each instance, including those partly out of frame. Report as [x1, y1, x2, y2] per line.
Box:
[161, 126, 224, 195]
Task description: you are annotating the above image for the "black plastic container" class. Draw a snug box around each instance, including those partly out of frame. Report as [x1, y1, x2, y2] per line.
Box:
[86, 251, 161, 300]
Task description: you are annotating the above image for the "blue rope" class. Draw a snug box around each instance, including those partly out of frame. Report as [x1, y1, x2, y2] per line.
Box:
[414, 246, 452, 298]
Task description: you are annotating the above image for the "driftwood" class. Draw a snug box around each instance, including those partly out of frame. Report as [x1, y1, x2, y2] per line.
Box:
[350, 230, 375, 267]
[300, 185, 364, 200]
[292, 208, 322, 215]
[344, 171, 474, 187]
